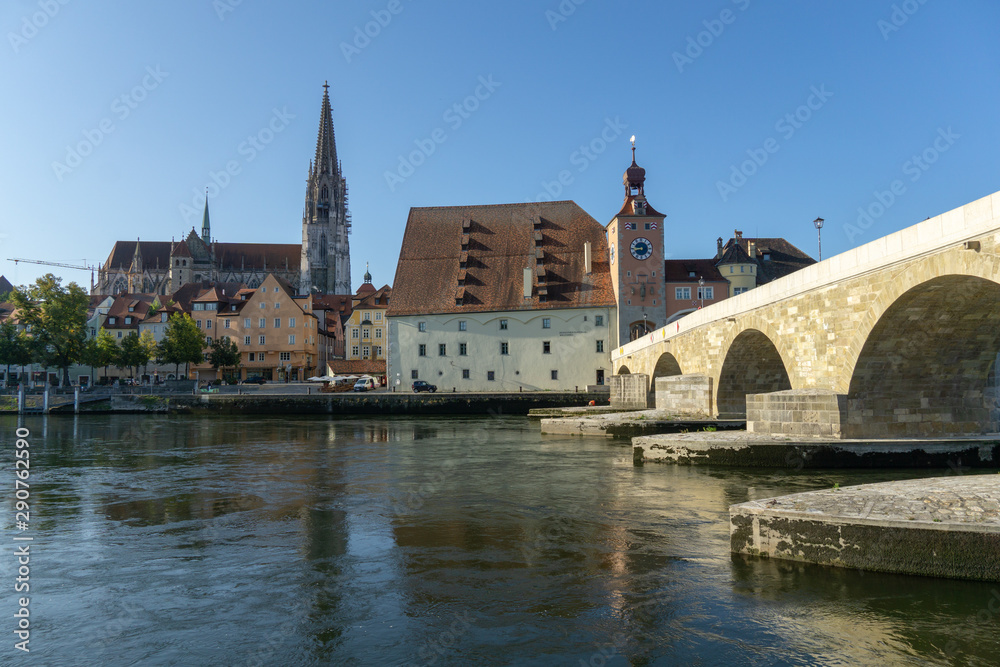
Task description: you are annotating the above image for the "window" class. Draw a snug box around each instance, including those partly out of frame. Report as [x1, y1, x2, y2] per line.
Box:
[418, 344, 426, 356]
[352, 346, 359, 356]
[730, 266, 734, 274]
[462, 369, 470, 379]
[108, 317, 116, 324]
[196, 320, 202, 329]
[274, 287, 280, 293]
[128, 305, 134, 312]
[363, 328, 370, 338]
[275, 302, 280, 308]
[259, 318, 266, 328]
[740, 266, 745, 273]
[763, 253, 771, 261]
[289, 317, 296, 328]
[734, 287, 749, 295]
[248, 353, 255, 362]
[542, 318, 551, 329]
[206, 320, 212, 329]
[459, 343, 467, 356]
[543, 341, 551, 354]
[363, 345, 370, 358]
[245, 336, 251, 346]
[259, 335, 266, 345]
[500, 342, 509, 355]
[411, 370, 419, 379]
[274, 318, 281, 328]
[374, 345, 382, 357]
[439, 344, 446, 356]
[596, 340, 604, 353]
[244, 318, 251, 328]
[375, 329, 382, 339]
[487, 371, 495, 381]
[676, 287, 691, 300]
[117, 331, 122, 338]
[280, 352, 290, 361]
[375, 312, 382, 321]
[418, 322, 426, 332]
[289, 335, 296, 345]
[499, 319, 508, 330]
[352, 329, 359, 339]
[595, 315, 604, 327]
[551, 370, 558, 380]
[125, 317, 133, 325]
[205, 336, 212, 344]
[458, 320, 466, 331]
[698, 286, 714, 300]
[224, 319, 231, 329]
[644, 222, 650, 230]
[259, 302, 266, 309]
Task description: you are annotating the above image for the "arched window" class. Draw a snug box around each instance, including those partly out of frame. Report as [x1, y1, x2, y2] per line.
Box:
[321, 186, 329, 201]
[319, 233, 328, 263]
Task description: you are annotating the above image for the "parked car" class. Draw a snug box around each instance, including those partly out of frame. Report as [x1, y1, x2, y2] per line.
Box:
[411, 380, 437, 393]
[242, 377, 267, 385]
[353, 377, 378, 392]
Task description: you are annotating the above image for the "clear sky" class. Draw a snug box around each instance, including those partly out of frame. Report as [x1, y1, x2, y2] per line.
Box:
[2, 0, 997, 293]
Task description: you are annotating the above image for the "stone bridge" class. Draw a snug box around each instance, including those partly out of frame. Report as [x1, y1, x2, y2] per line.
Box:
[612, 190, 1000, 438]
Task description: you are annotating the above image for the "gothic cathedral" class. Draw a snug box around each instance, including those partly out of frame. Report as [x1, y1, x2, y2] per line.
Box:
[96, 83, 352, 297]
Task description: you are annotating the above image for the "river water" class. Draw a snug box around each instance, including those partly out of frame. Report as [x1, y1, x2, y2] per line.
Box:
[2, 414, 998, 666]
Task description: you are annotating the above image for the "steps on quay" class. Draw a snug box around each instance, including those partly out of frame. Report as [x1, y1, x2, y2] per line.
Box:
[730, 475, 1000, 582]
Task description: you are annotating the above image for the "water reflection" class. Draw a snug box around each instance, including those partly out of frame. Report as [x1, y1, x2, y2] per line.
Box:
[2, 414, 998, 666]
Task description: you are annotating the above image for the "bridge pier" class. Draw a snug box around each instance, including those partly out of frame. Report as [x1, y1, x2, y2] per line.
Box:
[747, 389, 846, 438]
[655, 374, 713, 418]
[610, 373, 650, 409]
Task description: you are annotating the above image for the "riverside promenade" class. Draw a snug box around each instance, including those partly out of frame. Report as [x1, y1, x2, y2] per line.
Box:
[730, 475, 1000, 581]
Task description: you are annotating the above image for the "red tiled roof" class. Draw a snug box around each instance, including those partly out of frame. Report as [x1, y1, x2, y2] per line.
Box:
[388, 201, 616, 317]
[614, 194, 665, 219]
[327, 359, 386, 376]
[172, 240, 192, 258]
[664, 259, 727, 283]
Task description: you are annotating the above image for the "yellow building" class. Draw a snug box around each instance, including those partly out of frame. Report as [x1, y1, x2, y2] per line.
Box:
[343, 270, 390, 362]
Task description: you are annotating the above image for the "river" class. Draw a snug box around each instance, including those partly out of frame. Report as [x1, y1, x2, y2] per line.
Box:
[2, 414, 997, 666]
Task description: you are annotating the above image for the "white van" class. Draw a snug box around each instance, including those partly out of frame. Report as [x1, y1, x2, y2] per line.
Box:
[353, 376, 379, 392]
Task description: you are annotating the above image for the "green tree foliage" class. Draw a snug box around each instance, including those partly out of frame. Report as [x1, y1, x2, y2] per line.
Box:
[0, 320, 33, 386]
[117, 332, 149, 378]
[159, 313, 204, 378]
[138, 330, 158, 377]
[209, 336, 241, 381]
[95, 329, 119, 382]
[10, 274, 89, 386]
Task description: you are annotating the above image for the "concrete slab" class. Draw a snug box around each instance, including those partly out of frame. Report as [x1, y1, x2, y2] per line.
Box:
[730, 475, 1000, 581]
[634, 431, 1000, 468]
[540, 410, 744, 439]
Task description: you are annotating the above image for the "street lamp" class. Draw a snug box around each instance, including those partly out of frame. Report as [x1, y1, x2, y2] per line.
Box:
[813, 217, 824, 261]
[698, 276, 705, 309]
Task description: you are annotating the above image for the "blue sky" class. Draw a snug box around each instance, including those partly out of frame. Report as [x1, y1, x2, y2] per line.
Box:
[2, 0, 997, 293]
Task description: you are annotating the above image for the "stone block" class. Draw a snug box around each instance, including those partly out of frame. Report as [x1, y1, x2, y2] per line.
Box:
[654, 374, 712, 417]
[610, 373, 650, 410]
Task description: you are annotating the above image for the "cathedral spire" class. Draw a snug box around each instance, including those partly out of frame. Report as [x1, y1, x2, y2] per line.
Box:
[314, 81, 339, 177]
[201, 190, 211, 244]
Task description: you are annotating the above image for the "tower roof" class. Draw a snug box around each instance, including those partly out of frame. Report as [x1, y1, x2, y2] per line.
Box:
[314, 81, 339, 177]
[201, 195, 211, 239]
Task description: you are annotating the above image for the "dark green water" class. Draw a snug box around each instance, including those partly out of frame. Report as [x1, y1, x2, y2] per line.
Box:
[1, 414, 998, 666]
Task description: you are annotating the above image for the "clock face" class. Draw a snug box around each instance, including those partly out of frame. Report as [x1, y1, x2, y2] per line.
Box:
[630, 237, 653, 260]
[609, 244, 615, 264]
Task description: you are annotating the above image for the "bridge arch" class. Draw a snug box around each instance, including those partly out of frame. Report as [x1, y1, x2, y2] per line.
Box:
[617, 365, 631, 375]
[845, 274, 1000, 436]
[651, 352, 682, 379]
[716, 328, 792, 418]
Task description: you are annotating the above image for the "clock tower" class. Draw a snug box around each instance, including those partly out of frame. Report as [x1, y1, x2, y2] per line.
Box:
[607, 139, 666, 344]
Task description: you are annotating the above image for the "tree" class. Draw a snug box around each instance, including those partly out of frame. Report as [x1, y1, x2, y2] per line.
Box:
[10, 275, 89, 386]
[0, 320, 33, 386]
[209, 336, 241, 382]
[138, 330, 158, 378]
[159, 313, 204, 378]
[117, 332, 149, 378]
[94, 329, 119, 382]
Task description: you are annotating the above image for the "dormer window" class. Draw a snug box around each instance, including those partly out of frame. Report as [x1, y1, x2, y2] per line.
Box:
[108, 317, 116, 324]
[763, 253, 770, 261]
[128, 306, 134, 312]
[688, 271, 695, 278]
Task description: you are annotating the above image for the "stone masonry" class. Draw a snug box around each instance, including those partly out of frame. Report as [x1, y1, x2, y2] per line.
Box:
[610, 373, 649, 410]
[614, 190, 1000, 438]
[655, 374, 713, 417]
[746, 389, 846, 438]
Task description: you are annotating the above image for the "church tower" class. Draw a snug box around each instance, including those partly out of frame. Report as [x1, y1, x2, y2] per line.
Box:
[300, 82, 352, 295]
[607, 138, 667, 344]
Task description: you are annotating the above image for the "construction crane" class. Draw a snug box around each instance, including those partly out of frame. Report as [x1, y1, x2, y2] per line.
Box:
[8, 258, 98, 293]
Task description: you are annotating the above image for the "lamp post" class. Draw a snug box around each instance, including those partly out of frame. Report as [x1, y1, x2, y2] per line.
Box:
[698, 276, 705, 309]
[813, 217, 824, 261]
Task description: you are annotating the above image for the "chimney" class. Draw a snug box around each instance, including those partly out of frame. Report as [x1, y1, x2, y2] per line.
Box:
[583, 241, 592, 275]
[716, 237, 723, 259]
[523, 267, 532, 299]
[735, 229, 743, 240]
[748, 242, 757, 259]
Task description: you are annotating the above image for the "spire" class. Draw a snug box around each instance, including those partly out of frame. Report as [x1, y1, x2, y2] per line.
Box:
[624, 135, 646, 197]
[363, 261, 372, 284]
[201, 190, 211, 243]
[314, 81, 339, 177]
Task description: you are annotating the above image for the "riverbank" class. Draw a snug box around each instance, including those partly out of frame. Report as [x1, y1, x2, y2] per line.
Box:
[633, 431, 1000, 468]
[68, 390, 608, 416]
[538, 408, 745, 439]
[731, 475, 1000, 582]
